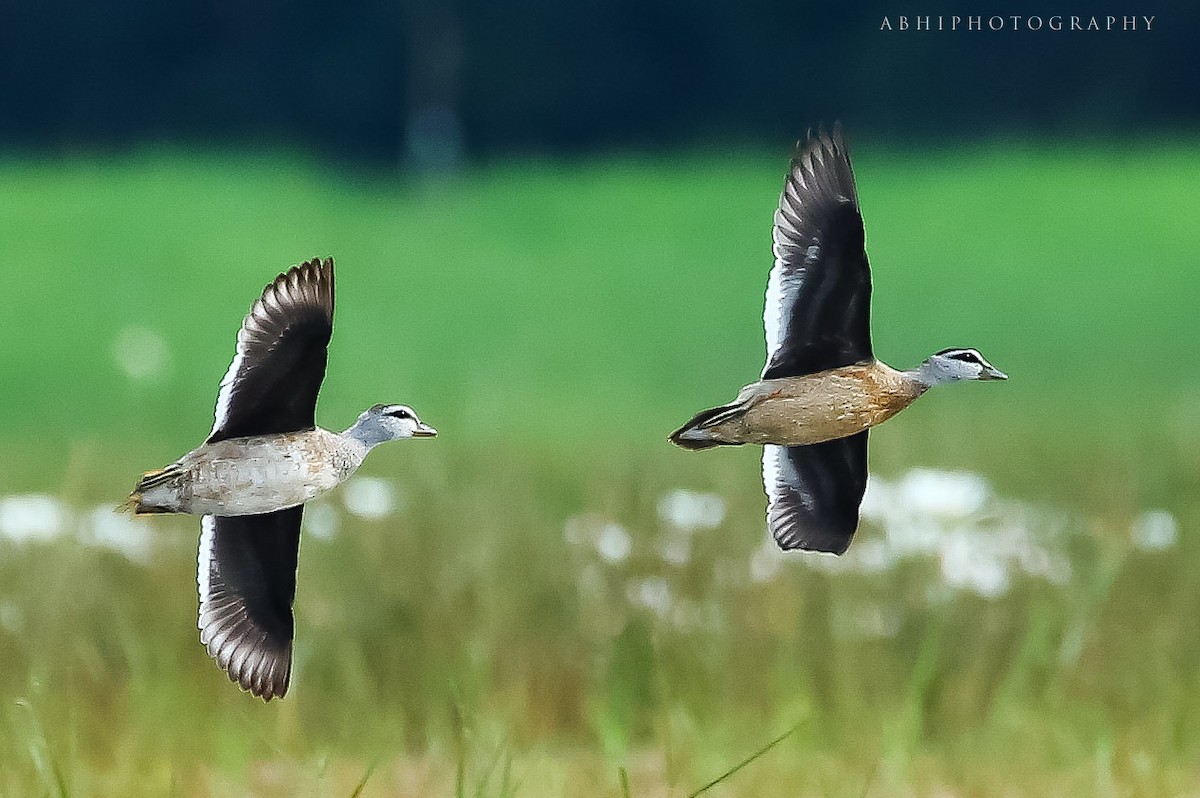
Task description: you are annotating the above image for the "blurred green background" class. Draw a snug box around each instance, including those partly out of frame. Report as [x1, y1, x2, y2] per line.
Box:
[1, 3, 1199, 797]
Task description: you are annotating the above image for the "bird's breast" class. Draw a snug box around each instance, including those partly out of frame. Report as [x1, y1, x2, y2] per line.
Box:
[178, 429, 360, 516]
[735, 362, 924, 446]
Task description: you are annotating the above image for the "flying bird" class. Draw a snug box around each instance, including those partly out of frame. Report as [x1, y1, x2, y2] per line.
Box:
[126, 257, 436, 700]
[669, 127, 1006, 555]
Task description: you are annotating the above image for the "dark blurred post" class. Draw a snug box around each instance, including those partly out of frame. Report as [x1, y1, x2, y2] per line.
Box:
[400, 0, 464, 175]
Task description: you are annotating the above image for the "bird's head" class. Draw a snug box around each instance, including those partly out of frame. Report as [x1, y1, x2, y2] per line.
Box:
[918, 348, 1008, 385]
[350, 404, 438, 446]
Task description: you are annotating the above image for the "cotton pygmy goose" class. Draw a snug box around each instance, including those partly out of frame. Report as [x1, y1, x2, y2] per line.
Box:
[126, 257, 436, 700]
[669, 127, 1006, 555]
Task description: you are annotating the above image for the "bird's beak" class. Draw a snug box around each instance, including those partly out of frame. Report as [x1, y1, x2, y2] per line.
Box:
[412, 423, 438, 438]
[980, 365, 1008, 381]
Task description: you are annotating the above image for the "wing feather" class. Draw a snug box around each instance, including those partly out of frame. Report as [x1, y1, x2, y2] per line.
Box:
[208, 257, 335, 443]
[762, 126, 872, 380]
[198, 510, 302, 700]
[762, 432, 869, 554]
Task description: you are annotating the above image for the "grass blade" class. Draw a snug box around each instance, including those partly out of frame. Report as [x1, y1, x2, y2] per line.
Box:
[685, 721, 803, 798]
[347, 759, 378, 798]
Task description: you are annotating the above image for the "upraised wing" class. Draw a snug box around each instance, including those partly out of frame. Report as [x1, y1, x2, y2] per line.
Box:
[207, 257, 335, 443]
[762, 127, 872, 380]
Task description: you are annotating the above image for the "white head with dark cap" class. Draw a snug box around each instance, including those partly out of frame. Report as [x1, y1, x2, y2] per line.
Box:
[914, 348, 1008, 387]
[345, 404, 438, 448]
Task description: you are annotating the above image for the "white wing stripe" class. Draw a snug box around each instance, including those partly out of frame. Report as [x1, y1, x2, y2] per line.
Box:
[763, 205, 796, 368]
[209, 270, 303, 438]
[210, 326, 249, 437]
[198, 515, 215, 610]
[761, 445, 781, 509]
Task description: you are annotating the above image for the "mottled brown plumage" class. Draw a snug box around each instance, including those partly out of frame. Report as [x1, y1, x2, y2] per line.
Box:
[684, 361, 927, 448]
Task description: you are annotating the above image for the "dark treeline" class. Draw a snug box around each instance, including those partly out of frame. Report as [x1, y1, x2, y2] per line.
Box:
[1, 0, 1195, 164]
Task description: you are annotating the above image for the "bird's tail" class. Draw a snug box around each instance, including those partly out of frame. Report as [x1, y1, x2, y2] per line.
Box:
[668, 403, 748, 451]
[121, 466, 181, 515]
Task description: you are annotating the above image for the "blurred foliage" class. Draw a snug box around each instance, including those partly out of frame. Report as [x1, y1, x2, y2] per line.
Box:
[0, 140, 1197, 794]
[0, 440, 1198, 795]
[1, 140, 1197, 463]
[1, 1, 1197, 791]
[0, 0, 1196, 161]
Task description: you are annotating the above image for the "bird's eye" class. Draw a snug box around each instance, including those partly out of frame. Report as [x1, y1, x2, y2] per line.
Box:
[948, 351, 978, 363]
[388, 408, 412, 420]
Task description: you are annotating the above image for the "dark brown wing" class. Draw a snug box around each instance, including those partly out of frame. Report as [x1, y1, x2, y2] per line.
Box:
[198, 509, 302, 700]
[762, 432, 868, 554]
[207, 257, 334, 443]
[762, 126, 872, 380]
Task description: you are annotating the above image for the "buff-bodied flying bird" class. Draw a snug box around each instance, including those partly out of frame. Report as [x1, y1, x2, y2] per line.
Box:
[670, 127, 1006, 554]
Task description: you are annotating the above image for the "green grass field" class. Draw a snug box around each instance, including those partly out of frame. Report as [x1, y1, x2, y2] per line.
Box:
[0, 139, 1198, 796]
